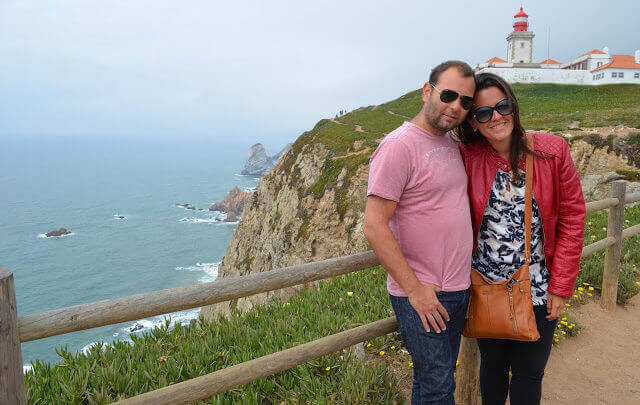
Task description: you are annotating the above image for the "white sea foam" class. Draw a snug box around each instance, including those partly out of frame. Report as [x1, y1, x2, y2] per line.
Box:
[180, 217, 220, 224]
[176, 261, 220, 283]
[113, 214, 127, 220]
[81, 341, 106, 355]
[242, 186, 257, 193]
[116, 309, 201, 339]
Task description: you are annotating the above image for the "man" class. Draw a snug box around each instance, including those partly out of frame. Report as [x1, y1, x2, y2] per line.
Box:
[363, 60, 476, 404]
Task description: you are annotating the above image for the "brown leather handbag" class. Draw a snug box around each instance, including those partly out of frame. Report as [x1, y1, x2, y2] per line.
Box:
[463, 149, 540, 342]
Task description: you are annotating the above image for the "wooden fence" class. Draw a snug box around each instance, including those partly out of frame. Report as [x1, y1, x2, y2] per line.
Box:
[1, 181, 639, 404]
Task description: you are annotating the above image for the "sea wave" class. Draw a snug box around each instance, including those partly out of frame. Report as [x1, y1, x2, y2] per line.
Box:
[38, 232, 75, 238]
[176, 261, 220, 283]
[242, 186, 257, 193]
[180, 217, 220, 224]
[113, 214, 127, 220]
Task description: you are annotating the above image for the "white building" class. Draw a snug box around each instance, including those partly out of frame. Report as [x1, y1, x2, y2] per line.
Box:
[475, 7, 640, 85]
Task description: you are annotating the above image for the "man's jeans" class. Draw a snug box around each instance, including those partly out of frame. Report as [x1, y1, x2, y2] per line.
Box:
[390, 289, 470, 405]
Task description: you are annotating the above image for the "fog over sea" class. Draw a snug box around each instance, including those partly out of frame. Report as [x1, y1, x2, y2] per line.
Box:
[0, 135, 279, 371]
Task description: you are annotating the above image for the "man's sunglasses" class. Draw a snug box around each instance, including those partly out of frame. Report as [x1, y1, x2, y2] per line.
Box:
[430, 83, 474, 110]
[472, 98, 514, 123]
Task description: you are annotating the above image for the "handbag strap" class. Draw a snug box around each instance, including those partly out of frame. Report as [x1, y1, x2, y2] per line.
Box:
[523, 135, 533, 263]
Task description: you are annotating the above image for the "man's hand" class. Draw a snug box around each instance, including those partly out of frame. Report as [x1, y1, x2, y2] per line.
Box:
[546, 293, 567, 320]
[407, 283, 450, 333]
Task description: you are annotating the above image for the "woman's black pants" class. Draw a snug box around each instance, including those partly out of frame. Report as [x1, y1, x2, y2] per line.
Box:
[477, 305, 558, 405]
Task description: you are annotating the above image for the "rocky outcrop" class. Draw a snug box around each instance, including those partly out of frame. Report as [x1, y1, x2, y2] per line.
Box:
[210, 187, 252, 222]
[45, 228, 71, 237]
[199, 115, 386, 321]
[271, 143, 293, 162]
[241, 144, 275, 176]
[241, 143, 293, 176]
[567, 131, 640, 201]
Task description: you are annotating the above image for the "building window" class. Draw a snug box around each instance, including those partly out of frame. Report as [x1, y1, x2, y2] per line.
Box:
[612, 72, 617, 78]
[635, 73, 639, 78]
[597, 62, 602, 67]
[619, 72, 624, 78]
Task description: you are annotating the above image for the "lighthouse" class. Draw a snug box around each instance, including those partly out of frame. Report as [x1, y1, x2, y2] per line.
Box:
[506, 7, 535, 64]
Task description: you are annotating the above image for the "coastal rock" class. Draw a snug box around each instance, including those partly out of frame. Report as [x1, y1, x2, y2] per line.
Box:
[45, 228, 71, 237]
[241, 144, 275, 176]
[271, 143, 293, 162]
[210, 187, 252, 220]
[186, 205, 196, 210]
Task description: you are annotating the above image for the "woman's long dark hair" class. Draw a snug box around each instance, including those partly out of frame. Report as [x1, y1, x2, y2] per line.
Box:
[457, 73, 532, 181]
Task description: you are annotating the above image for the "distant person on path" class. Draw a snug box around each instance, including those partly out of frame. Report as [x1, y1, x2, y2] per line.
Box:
[364, 60, 476, 404]
[457, 72, 585, 405]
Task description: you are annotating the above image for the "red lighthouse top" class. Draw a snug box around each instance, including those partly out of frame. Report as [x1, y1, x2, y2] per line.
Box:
[513, 7, 529, 31]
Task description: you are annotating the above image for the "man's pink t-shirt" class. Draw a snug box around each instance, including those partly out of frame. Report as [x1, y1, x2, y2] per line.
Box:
[367, 121, 472, 296]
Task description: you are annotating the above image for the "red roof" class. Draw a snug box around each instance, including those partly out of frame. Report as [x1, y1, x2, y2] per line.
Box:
[514, 7, 528, 18]
[578, 49, 607, 58]
[486, 56, 507, 63]
[591, 54, 640, 72]
[540, 59, 561, 65]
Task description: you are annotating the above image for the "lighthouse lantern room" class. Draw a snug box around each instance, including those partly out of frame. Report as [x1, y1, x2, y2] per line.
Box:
[506, 7, 535, 64]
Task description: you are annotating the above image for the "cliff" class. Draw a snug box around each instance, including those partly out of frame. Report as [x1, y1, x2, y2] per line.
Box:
[200, 87, 640, 320]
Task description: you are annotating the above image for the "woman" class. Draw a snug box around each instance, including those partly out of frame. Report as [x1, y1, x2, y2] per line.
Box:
[457, 73, 586, 405]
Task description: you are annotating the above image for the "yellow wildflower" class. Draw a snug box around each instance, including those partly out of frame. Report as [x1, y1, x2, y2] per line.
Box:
[583, 282, 590, 286]
[573, 294, 578, 298]
[325, 366, 331, 371]
[568, 325, 574, 329]
[409, 362, 413, 367]
[588, 286, 594, 291]
[578, 287, 584, 292]
[379, 351, 385, 356]
[587, 293, 593, 296]
[366, 343, 372, 347]
[561, 317, 567, 321]
[391, 346, 396, 350]
[565, 303, 571, 307]
[347, 291, 353, 297]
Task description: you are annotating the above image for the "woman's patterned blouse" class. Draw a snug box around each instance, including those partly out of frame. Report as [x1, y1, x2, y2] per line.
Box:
[471, 168, 549, 305]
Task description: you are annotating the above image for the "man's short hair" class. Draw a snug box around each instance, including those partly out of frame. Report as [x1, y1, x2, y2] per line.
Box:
[428, 60, 474, 86]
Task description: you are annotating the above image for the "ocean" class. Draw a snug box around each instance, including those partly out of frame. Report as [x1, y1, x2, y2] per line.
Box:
[0, 135, 275, 371]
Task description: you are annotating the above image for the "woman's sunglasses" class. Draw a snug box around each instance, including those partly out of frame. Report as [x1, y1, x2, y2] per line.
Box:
[472, 98, 514, 123]
[430, 84, 474, 110]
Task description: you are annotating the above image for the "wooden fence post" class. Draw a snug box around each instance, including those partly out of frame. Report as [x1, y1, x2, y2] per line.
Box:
[601, 181, 626, 310]
[0, 269, 27, 404]
[454, 336, 481, 404]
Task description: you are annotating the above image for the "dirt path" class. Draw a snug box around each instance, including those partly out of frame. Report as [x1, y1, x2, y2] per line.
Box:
[541, 294, 640, 404]
[383, 294, 640, 403]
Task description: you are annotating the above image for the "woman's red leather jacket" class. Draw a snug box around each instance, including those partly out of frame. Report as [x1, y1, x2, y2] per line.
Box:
[459, 132, 586, 298]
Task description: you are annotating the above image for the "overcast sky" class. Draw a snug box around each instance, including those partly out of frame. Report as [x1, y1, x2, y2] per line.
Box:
[1, 1, 638, 143]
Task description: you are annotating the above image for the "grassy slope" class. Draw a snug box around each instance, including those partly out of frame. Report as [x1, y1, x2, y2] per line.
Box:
[26, 84, 640, 403]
